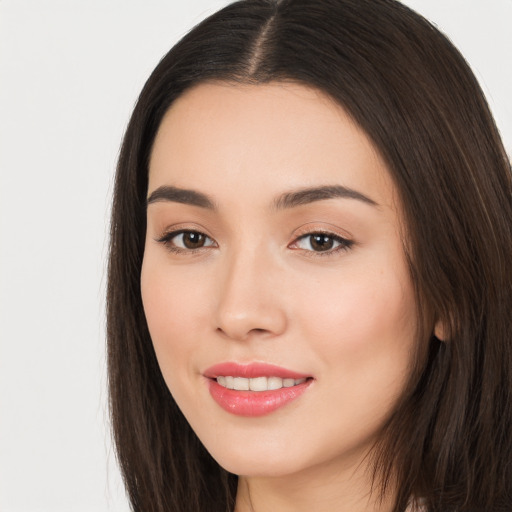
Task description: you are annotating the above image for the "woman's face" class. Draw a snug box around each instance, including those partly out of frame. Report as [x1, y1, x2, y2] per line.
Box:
[141, 82, 417, 478]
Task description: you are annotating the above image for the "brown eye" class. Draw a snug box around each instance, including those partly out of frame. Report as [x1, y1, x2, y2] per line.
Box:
[292, 232, 353, 254]
[182, 231, 207, 249]
[158, 230, 216, 251]
[309, 234, 334, 251]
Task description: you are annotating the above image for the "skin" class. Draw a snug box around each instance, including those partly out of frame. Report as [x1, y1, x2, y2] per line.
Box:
[141, 82, 419, 512]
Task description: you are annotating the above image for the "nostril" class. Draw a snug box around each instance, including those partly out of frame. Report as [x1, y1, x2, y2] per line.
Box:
[215, 302, 288, 341]
[216, 326, 270, 341]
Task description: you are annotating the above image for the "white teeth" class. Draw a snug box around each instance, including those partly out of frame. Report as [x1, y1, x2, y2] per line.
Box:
[216, 376, 307, 391]
[249, 376, 267, 391]
[233, 377, 249, 390]
[267, 376, 283, 390]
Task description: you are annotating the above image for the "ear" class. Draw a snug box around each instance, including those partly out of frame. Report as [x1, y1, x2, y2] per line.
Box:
[434, 319, 447, 342]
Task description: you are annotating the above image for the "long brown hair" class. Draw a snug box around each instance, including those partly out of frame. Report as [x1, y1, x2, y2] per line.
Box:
[107, 1, 512, 510]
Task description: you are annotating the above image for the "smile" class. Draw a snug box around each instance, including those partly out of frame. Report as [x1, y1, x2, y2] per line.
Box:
[216, 376, 307, 391]
[204, 363, 313, 416]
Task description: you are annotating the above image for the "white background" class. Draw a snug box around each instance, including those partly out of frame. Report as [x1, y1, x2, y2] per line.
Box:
[0, 1, 510, 511]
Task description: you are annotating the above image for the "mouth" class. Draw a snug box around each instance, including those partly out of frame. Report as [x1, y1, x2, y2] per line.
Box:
[204, 362, 313, 417]
[216, 375, 307, 391]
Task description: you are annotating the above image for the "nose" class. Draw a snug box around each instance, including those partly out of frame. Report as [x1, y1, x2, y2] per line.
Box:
[214, 248, 287, 342]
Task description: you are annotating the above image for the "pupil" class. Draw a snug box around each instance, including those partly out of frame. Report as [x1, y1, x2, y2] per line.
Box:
[311, 234, 333, 251]
[184, 232, 205, 249]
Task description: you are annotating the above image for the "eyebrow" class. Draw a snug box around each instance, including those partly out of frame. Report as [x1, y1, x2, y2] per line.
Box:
[273, 185, 378, 210]
[147, 186, 216, 209]
[146, 184, 378, 210]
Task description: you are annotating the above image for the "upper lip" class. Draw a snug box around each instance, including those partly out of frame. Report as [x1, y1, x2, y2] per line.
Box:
[204, 362, 311, 380]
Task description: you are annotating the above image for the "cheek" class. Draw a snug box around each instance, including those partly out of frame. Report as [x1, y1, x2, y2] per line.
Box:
[297, 263, 416, 371]
[296, 270, 416, 439]
[140, 252, 209, 378]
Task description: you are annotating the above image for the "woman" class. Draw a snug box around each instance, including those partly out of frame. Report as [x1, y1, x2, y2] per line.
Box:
[107, 0, 512, 510]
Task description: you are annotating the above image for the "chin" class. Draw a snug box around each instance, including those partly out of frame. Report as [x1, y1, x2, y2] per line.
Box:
[214, 453, 303, 478]
[193, 426, 303, 477]
[197, 427, 344, 480]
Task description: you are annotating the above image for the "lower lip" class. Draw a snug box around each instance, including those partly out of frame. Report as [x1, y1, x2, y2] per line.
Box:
[207, 379, 312, 417]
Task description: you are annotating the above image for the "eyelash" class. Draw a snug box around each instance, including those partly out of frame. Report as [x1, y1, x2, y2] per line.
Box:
[290, 230, 354, 257]
[156, 229, 354, 256]
[156, 230, 217, 254]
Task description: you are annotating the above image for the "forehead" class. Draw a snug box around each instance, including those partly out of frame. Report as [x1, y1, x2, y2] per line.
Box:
[148, 81, 397, 212]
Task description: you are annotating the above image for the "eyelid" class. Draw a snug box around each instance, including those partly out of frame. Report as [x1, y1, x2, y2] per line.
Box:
[288, 225, 354, 255]
[291, 222, 354, 242]
[155, 225, 218, 253]
[154, 222, 215, 240]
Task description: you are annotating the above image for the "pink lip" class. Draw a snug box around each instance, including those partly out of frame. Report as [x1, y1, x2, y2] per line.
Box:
[204, 362, 310, 379]
[204, 362, 313, 417]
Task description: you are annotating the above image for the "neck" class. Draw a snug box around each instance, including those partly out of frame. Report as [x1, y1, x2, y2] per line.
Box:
[234, 455, 396, 512]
